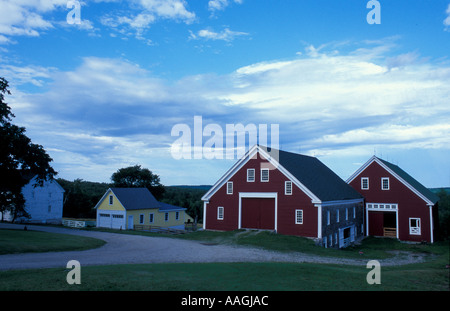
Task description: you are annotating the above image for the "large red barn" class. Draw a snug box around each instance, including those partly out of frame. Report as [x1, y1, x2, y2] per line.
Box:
[202, 145, 364, 248]
[347, 156, 439, 243]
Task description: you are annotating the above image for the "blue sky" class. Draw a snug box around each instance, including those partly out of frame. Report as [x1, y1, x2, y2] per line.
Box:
[1, 0, 450, 187]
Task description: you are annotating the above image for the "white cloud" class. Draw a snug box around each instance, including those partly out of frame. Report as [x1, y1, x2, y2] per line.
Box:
[189, 27, 249, 42]
[208, 0, 243, 13]
[444, 4, 450, 31]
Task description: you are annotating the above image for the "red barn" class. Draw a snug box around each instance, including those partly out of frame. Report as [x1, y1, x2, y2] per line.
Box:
[347, 156, 439, 243]
[202, 145, 364, 248]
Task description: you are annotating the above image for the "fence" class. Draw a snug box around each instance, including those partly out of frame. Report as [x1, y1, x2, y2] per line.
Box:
[62, 218, 96, 228]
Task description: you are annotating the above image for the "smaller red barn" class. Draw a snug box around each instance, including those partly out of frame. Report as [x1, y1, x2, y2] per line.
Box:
[202, 145, 364, 248]
[347, 156, 439, 243]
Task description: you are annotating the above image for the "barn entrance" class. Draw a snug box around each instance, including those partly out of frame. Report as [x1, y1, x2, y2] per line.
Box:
[383, 212, 397, 238]
[241, 197, 276, 230]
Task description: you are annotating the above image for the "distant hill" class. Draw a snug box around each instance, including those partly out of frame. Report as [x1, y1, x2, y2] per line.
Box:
[168, 185, 212, 191]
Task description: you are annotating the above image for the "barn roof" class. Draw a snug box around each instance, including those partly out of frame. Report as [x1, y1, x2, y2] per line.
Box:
[273, 148, 363, 202]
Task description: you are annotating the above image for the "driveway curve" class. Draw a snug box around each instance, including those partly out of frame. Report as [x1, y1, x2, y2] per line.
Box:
[0, 223, 429, 271]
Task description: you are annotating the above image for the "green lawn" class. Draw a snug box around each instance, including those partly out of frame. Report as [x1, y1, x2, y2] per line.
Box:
[0, 260, 448, 291]
[0, 229, 106, 254]
[0, 228, 448, 291]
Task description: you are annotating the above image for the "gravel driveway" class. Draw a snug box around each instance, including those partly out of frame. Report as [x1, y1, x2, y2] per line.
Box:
[0, 223, 429, 271]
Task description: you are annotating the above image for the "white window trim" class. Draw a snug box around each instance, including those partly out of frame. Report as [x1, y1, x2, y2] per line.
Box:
[345, 208, 348, 220]
[227, 181, 233, 195]
[361, 177, 369, 190]
[285, 181, 293, 195]
[409, 218, 421, 235]
[336, 209, 340, 223]
[247, 169, 255, 182]
[381, 177, 390, 190]
[149, 213, 154, 223]
[109, 195, 113, 205]
[295, 209, 303, 224]
[165, 212, 169, 222]
[217, 206, 224, 220]
[175, 211, 180, 220]
[261, 168, 269, 182]
[327, 211, 330, 225]
[139, 214, 144, 224]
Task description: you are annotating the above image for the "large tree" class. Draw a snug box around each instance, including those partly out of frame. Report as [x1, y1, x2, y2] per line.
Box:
[111, 165, 165, 200]
[0, 77, 57, 222]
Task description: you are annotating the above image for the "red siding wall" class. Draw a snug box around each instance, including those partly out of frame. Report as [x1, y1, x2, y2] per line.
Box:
[205, 152, 318, 237]
[349, 161, 432, 242]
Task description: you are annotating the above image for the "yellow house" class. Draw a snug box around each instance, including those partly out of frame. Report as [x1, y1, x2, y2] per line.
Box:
[95, 188, 190, 230]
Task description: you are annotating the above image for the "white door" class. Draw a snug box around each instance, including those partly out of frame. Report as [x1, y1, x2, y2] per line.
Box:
[128, 215, 133, 229]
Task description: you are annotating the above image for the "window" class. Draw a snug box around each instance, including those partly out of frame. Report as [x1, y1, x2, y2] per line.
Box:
[176, 211, 180, 220]
[149, 213, 154, 223]
[382, 177, 390, 190]
[285, 181, 292, 195]
[227, 182, 233, 195]
[409, 218, 421, 235]
[345, 208, 348, 220]
[336, 209, 340, 223]
[361, 177, 369, 190]
[334, 233, 338, 245]
[217, 206, 224, 220]
[165, 212, 169, 221]
[261, 169, 269, 182]
[247, 169, 255, 182]
[295, 209, 303, 224]
[353, 207, 356, 218]
[327, 211, 330, 225]
[109, 195, 113, 205]
[139, 214, 144, 224]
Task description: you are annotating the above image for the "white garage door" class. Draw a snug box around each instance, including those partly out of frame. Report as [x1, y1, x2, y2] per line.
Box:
[97, 211, 126, 229]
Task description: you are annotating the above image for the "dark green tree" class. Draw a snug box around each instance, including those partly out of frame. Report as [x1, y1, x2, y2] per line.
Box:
[111, 165, 165, 200]
[0, 77, 57, 222]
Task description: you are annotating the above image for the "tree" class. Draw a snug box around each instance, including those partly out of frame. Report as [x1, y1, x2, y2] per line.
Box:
[111, 165, 165, 200]
[0, 77, 57, 222]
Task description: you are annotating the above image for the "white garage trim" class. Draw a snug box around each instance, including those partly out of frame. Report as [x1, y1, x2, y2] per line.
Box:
[97, 210, 126, 229]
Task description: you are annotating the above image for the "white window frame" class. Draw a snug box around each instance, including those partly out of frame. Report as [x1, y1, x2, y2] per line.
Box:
[175, 211, 180, 220]
[149, 213, 154, 223]
[285, 181, 293, 195]
[139, 214, 144, 224]
[227, 181, 233, 195]
[381, 177, 390, 190]
[295, 209, 303, 224]
[327, 211, 330, 225]
[247, 169, 255, 182]
[261, 168, 269, 182]
[361, 177, 369, 190]
[217, 206, 224, 220]
[409, 218, 421, 235]
[109, 195, 113, 205]
[336, 209, 340, 223]
[353, 207, 356, 218]
[165, 212, 169, 222]
[345, 208, 348, 220]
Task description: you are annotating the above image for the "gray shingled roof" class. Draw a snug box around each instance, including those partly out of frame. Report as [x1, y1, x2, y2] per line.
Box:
[110, 188, 186, 211]
[377, 157, 439, 204]
[261, 146, 363, 202]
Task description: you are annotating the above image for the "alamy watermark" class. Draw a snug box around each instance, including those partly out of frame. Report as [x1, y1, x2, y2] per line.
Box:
[66, 1, 81, 25]
[367, 0, 381, 25]
[66, 260, 81, 285]
[366, 260, 381, 284]
[170, 116, 279, 166]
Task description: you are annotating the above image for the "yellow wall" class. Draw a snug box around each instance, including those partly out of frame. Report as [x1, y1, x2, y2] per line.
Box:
[97, 190, 125, 211]
[127, 209, 189, 228]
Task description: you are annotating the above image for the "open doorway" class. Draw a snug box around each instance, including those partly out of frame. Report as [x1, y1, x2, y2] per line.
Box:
[383, 212, 396, 237]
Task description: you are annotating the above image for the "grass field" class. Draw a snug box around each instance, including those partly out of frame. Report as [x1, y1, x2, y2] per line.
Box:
[0, 228, 448, 291]
[0, 229, 105, 255]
